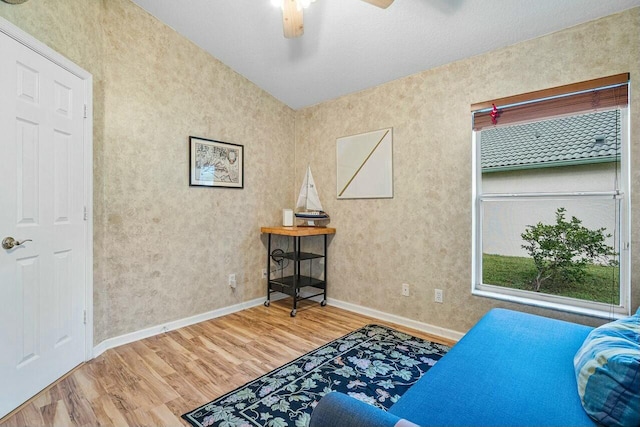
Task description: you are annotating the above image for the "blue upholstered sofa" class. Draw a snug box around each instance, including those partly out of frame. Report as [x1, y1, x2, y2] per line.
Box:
[309, 308, 639, 427]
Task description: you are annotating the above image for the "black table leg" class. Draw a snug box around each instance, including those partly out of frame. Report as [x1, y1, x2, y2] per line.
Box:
[264, 233, 272, 307]
[291, 236, 299, 316]
[322, 233, 327, 306]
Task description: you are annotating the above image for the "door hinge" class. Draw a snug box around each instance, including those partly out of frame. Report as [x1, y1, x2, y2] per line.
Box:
[83, 310, 87, 325]
[83, 206, 88, 221]
[83, 104, 87, 118]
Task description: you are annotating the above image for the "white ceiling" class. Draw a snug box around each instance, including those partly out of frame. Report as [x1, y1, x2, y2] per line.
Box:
[130, 0, 640, 110]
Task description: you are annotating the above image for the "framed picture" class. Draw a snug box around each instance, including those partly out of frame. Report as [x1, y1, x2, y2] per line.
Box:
[336, 128, 393, 199]
[189, 136, 244, 188]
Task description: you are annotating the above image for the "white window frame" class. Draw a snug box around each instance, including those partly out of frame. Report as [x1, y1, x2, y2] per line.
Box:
[471, 106, 631, 319]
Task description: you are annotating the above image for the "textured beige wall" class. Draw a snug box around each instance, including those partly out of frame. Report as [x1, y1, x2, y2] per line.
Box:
[98, 0, 295, 342]
[295, 8, 640, 333]
[99, 0, 296, 342]
[1, 0, 295, 344]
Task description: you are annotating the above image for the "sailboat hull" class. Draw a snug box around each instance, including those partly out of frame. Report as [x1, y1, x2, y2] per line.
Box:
[295, 211, 330, 227]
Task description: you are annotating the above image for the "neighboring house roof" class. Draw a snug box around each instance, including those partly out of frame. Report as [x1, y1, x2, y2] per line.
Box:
[481, 109, 621, 172]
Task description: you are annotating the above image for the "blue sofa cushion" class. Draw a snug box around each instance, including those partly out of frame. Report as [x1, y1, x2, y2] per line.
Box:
[388, 308, 596, 426]
[574, 310, 640, 427]
[309, 392, 419, 427]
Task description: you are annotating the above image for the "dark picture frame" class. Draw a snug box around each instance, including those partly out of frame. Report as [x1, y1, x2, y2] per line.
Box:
[189, 136, 244, 188]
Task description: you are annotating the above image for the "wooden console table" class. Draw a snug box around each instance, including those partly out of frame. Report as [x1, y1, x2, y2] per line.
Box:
[260, 226, 336, 317]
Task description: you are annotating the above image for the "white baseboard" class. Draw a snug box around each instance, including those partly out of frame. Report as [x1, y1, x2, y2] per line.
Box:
[92, 293, 287, 358]
[326, 298, 465, 342]
[92, 293, 463, 359]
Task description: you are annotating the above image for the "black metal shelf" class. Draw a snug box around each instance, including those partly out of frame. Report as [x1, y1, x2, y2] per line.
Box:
[280, 251, 324, 261]
[269, 275, 326, 291]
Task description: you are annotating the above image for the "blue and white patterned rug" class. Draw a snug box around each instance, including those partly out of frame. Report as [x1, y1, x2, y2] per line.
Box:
[182, 324, 450, 427]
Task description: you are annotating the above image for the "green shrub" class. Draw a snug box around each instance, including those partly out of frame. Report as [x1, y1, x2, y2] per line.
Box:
[521, 208, 617, 292]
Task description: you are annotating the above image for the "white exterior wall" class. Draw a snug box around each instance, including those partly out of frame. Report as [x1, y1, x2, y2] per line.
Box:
[482, 163, 619, 257]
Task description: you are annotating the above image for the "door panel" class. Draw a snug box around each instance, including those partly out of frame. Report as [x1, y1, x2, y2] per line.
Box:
[0, 29, 87, 418]
[16, 255, 40, 368]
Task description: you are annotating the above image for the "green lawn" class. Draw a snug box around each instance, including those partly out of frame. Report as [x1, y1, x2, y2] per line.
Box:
[482, 253, 620, 304]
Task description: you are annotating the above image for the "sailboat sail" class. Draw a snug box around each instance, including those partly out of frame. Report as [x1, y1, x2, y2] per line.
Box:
[296, 166, 323, 212]
[295, 166, 330, 226]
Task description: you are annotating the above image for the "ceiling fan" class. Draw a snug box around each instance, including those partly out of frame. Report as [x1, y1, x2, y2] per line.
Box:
[272, 0, 394, 38]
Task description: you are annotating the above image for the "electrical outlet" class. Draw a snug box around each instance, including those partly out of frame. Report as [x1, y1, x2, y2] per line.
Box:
[435, 289, 443, 303]
[229, 273, 237, 288]
[262, 268, 267, 279]
[402, 283, 410, 297]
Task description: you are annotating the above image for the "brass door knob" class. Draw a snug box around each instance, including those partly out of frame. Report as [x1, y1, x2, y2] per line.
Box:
[2, 237, 32, 250]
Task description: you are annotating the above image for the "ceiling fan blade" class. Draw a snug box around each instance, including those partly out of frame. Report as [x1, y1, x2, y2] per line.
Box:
[360, 0, 394, 8]
[282, 0, 304, 38]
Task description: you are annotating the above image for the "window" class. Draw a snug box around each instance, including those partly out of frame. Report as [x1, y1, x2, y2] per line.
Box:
[471, 74, 631, 318]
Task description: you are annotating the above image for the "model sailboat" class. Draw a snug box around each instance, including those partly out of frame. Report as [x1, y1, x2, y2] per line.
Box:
[295, 166, 330, 227]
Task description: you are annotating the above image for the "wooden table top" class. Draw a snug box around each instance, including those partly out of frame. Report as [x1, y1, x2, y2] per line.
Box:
[260, 226, 336, 236]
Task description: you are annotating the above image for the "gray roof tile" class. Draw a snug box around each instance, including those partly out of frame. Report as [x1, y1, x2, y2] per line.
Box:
[481, 110, 621, 171]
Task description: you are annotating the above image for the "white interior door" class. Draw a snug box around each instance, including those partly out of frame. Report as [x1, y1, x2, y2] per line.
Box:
[0, 27, 88, 419]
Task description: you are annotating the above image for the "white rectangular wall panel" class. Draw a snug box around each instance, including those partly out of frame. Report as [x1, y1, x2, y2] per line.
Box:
[53, 250, 72, 348]
[16, 62, 39, 105]
[16, 256, 40, 369]
[53, 130, 71, 224]
[53, 81, 71, 118]
[16, 119, 39, 225]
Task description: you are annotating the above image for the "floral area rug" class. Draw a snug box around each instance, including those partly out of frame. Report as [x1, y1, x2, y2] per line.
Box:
[182, 324, 450, 427]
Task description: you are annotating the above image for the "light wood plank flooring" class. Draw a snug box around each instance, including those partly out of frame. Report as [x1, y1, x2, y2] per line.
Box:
[0, 299, 455, 427]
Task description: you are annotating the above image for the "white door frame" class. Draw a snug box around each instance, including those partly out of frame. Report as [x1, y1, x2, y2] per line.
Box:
[0, 16, 94, 360]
